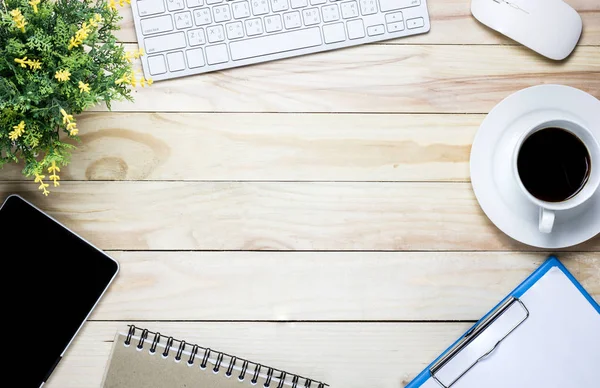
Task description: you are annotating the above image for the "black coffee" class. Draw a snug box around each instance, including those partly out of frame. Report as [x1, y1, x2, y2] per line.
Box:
[517, 128, 591, 202]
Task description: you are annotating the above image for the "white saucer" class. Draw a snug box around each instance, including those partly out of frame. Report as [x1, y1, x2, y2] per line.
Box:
[470, 85, 600, 248]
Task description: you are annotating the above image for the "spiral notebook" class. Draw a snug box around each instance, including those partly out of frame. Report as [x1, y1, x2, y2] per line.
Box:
[102, 326, 328, 388]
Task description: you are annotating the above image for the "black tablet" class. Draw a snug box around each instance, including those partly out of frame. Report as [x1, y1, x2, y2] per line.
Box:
[0, 195, 119, 387]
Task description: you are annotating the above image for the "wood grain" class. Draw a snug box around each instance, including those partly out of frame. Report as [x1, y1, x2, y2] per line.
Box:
[91, 251, 599, 321]
[114, 0, 600, 45]
[1, 182, 598, 251]
[0, 113, 478, 182]
[46, 321, 473, 388]
[13, 2, 598, 387]
[89, 45, 600, 113]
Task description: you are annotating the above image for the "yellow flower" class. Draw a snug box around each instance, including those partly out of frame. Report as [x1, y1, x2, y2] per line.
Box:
[129, 72, 137, 87]
[34, 173, 50, 196]
[29, 0, 40, 13]
[123, 51, 134, 63]
[59, 107, 79, 135]
[66, 122, 79, 136]
[28, 59, 41, 70]
[76, 23, 89, 40]
[48, 161, 61, 187]
[139, 77, 154, 87]
[55, 69, 71, 82]
[107, 0, 117, 10]
[115, 73, 131, 85]
[88, 13, 102, 28]
[14, 57, 28, 68]
[10, 9, 27, 32]
[133, 48, 144, 59]
[14, 56, 41, 70]
[69, 20, 96, 49]
[78, 81, 91, 93]
[68, 37, 78, 50]
[8, 121, 26, 141]
[60, 108, 74, 124]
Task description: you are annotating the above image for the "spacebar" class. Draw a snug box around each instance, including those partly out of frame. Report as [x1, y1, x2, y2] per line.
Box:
[230, 27, 323, 61]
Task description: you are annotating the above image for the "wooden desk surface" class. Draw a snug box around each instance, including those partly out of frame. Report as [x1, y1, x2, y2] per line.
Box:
[1, 1, 599, 386]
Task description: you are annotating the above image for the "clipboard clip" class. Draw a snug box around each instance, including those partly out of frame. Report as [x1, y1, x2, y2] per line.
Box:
[429, 297, 530, 388]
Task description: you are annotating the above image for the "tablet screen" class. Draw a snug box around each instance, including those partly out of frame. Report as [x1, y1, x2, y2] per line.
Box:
[0, 195, 119, 387]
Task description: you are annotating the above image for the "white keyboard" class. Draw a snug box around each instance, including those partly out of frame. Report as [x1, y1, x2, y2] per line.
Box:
[131, 0, 430, 81]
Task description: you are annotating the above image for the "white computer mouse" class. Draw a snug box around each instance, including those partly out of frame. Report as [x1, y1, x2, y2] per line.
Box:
[471, 0, 583, 60]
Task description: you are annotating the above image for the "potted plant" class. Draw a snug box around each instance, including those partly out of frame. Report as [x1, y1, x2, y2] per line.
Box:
[0, 0, 149, 195]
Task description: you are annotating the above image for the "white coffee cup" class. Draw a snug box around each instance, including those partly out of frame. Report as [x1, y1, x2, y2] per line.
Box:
[512, 119, 600, 234]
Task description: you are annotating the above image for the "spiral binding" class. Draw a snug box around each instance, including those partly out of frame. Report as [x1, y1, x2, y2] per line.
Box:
[124, 325, 328, 388]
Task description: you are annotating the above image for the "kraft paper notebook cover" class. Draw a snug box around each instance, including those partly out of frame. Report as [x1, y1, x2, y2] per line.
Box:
[102, 326, 328, 388]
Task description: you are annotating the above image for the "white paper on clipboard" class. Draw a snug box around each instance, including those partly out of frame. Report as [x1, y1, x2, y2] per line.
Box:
[422, 266, 600, 388]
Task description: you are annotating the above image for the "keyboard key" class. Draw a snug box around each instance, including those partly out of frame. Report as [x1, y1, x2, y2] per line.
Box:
[187, 28, 206, 46]
[367, 24, 384, 36]
[207, 25, 225, 42]
[291, 0, 308, 8]
[141, 15, 173, 35]
[321, 5, 340, 22]
[264, 14, 283, 32]
[283, 11, 301, 29]
[340, 1, 358, 19]
[186, 0, 204, 8]
[144, 32, 186, 54]
[193, 8, 212, 25]
[137, 0, 166, 17]
[379, 0, 419, 12]
[385, 11, 403, 23]
[147, 55, 167, 75]
[133, 0, 429, 80]
[167, 51, 186, 71]
[174, 11, 193, 29]
[205, 44, 229, 64]
[186, 48, 205, 67]
[359, 0, 376, 15]
[245, 18, 264, 36]
[166, 0, 185, 11]
[407, 17, 424, 29]
[323, 22, 345, 43]
[226, 21, 245, 39]
[251, 0, 269, 15]
[230, 27, 322, 60]
[346, 18, 364, 39]
[232, 1, 251, 18]
[387, 21, 404, 32]
[271, 0, 289, 12]
[213, 4, 232, 22]
[302, 8, 320, 26]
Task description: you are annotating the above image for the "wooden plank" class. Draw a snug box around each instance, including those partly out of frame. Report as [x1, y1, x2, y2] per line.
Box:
[114, 1, 600, 45]
[1, 182, 598, 251]
[46, 321, 473, 388]
[91, 252, 599, 321]
[91, 45, 600, 113]
[0, 113, 478, 182]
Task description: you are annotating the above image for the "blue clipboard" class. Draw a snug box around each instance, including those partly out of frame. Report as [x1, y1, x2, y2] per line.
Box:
[406, 255, 600, 388]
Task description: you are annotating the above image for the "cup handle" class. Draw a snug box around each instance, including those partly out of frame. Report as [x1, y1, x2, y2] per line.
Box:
[539, 208, 555, 234]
